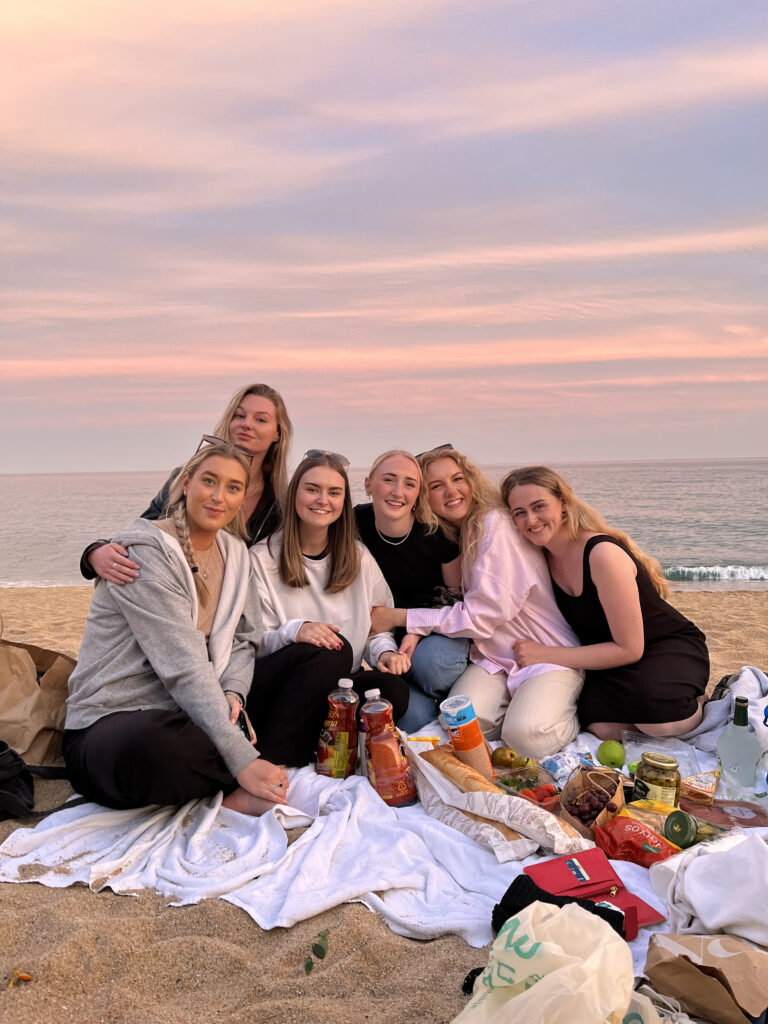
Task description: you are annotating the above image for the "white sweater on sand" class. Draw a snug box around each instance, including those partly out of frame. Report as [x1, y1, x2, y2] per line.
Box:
[251, 537, 398, 671]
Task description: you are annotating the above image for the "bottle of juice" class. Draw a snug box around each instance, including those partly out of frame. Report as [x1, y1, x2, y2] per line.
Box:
[316, 679, 358, 779]
[360, 690, 417, 806]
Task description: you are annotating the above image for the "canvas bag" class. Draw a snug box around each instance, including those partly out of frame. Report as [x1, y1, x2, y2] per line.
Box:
[451, 900, 661, 1024]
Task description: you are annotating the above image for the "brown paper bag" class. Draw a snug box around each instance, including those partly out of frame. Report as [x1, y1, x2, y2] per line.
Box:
[558, 767, 624, 839]
[0, 640, 75, 765]
[644, 933, 768, 1024]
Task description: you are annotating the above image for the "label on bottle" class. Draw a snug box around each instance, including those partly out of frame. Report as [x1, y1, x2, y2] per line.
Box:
[632, 777, 677, 805]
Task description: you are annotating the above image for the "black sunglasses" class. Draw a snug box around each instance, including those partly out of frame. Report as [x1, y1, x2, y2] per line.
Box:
[415, 443, 455, 461]
[303, 448, 350, 470]
[196, 434, 254, 463]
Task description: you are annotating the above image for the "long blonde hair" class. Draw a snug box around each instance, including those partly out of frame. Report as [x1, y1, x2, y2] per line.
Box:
[500, 465, 669, 597]
[366, 449, 439, 533]
[418, 448, 501, 575]
[165, 444, 251, 604]
[212, 383, 292, 512]
[275, 454, 360, 594]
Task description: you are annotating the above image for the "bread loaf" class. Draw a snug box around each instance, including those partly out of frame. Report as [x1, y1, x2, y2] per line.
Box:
[421, 744, 500, 794]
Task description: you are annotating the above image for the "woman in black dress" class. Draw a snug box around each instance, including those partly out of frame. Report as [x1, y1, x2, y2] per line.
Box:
[501, 466, 708, 741]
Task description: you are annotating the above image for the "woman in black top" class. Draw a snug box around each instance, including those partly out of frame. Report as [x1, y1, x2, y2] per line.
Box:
[502, 465, 708, 741]
[80, 383, 292, 583]
[354, 450, 470, 731]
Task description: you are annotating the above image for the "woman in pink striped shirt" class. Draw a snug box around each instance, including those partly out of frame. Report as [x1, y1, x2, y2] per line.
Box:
[371, 448, 584, 758]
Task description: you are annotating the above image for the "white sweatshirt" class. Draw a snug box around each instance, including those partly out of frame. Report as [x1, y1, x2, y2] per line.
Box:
[251, 536, 398, 671]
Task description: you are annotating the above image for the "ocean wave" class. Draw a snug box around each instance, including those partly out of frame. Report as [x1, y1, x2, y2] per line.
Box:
[664, 565, 768, 581]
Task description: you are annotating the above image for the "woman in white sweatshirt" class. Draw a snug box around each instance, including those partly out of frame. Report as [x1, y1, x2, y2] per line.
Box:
[250, 450, 410, 736]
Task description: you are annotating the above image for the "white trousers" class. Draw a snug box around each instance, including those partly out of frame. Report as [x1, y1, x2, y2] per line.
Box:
[447, 663, 584, 759]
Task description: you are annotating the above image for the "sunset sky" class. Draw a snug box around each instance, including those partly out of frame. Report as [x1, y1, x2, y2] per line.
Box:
[3, 0, 767, 474]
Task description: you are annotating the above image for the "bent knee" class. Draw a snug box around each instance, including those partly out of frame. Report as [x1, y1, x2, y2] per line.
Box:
[502, 714, 579, 760]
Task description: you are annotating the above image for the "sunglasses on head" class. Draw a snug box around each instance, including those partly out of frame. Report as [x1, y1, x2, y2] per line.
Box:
[415, 443, 455, 461]
[303, 449, 350, 470]
[196, 434, 254, 464]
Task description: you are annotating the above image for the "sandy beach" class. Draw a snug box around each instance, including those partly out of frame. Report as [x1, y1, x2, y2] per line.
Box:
[1, 586, 767, 1023]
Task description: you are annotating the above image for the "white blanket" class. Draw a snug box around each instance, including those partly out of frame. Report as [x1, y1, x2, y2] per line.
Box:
[5, 666, 768, 976]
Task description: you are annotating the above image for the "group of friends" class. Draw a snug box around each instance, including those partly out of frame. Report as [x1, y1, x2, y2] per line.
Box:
[64, 383, 710, 817]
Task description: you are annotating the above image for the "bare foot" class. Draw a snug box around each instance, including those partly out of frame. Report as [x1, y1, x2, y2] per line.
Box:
[222, 786, 278, 817]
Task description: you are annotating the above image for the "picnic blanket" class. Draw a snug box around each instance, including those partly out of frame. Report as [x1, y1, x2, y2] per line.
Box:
[1, 666, 766, 976]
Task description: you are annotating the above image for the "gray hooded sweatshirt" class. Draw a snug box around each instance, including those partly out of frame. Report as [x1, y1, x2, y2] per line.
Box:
[66, 518, 263, 777]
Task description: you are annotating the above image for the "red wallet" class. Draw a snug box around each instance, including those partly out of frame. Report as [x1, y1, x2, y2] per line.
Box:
[524, 848, 664, 941]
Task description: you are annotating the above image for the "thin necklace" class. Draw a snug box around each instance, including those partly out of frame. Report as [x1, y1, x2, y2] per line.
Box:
[374, 519, 414, 547]
[196, 543, 217, 580]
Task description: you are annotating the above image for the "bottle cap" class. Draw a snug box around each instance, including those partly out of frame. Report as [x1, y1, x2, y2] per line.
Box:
[640, 752, 679, 771]
[338, 679, 353, 689]
[364, 688, 381, 700]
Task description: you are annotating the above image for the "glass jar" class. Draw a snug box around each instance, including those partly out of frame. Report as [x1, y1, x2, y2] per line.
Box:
[632, 752, 681, 806]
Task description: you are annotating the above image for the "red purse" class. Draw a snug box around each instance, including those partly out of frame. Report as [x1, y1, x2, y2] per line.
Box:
[524, 847, 664, 941]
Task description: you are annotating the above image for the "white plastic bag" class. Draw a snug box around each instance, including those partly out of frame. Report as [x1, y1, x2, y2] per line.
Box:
[451, 900, 644, 1024]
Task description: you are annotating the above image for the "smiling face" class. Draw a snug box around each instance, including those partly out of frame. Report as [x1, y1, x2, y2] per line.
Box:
[365, 453, 421, 534]
[507, 483, 566, 548]
[425, 457, 473, 526]
[294, 464, 346, 533]
[183, 455, 248, 544]
[227, 393, 279, 456]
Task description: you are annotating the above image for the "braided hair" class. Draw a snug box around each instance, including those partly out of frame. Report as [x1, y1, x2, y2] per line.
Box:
[165, 442, 252, 603]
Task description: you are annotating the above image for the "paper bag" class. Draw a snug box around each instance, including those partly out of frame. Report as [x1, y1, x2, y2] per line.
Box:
[0, 640, 74, 765]
[644, 933, 768, 1024]
[451, 900, 643, 1024]
[409, 741, 592, 861]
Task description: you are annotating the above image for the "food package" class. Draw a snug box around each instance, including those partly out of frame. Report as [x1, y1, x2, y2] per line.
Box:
[679, 769, 719, 805]
[644, 933, 768, 1024]
[594, 814, 681, 868]
[679, 796, 768, 829]
[558, 767, 625, 839]
[410, 742, 592, 862]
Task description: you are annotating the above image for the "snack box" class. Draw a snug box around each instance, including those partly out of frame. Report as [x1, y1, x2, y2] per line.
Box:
[679, 769, 720, 805]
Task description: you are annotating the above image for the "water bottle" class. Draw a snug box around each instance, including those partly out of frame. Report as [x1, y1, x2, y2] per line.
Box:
[316, 679, 358, 779]
[360, 690, 417, 806]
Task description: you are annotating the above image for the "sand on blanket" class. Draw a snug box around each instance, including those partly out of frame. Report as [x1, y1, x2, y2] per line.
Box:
[1, 586, 767, 1023]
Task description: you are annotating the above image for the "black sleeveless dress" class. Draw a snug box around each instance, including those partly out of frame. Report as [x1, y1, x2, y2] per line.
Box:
[551, 536, 709, 727]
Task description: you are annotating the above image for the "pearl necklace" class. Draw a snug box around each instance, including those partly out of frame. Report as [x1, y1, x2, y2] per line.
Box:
[374, 520, 414, 547]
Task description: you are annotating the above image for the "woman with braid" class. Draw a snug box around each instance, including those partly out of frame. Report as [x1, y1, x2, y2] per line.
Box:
[63, 440, 292, 816]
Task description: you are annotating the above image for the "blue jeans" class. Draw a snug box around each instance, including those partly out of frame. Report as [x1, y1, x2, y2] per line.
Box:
[396, 634, 471, 734]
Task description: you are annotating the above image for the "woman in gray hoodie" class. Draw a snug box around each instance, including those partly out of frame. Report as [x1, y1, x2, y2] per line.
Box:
[63, 440, 291, 817]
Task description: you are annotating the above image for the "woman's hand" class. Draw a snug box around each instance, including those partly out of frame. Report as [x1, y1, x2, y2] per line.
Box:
[225, 692, 256, 745]
[89, 542, 140, 585]
[370, 606, 405, 634]
[377, 650, 411, 675]
[236, 758, 290, 805]
[399, 633, 420, 659]
[296, 621, 344, 649]
[512, 638, 553, 668]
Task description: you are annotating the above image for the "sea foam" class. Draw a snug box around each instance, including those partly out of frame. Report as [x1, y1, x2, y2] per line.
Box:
[664, 565, 768, 581]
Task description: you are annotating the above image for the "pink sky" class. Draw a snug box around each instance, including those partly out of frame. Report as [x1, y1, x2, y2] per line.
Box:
[2, 1, 767, 473]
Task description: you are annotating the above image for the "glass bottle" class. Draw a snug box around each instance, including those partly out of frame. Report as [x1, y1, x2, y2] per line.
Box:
[716, 696, 762, 797]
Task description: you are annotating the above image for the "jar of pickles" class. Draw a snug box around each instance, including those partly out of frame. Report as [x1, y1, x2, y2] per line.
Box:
[632, 752, 681, 806]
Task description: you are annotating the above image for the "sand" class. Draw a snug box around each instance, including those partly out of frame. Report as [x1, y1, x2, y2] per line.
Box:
[1, 587, 767, 1023]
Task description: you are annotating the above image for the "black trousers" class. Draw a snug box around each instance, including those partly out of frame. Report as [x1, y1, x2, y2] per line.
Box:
[62, 640, 409, 808]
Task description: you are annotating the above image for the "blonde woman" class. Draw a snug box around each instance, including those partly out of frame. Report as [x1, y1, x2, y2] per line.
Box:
[371, 448, 583, 758]
[502, 466, 708, 740]
[64, 440, 289, 817]
[354, 449, 469, 731]
[251, 451, 410, 748]
[81, 383, 292, 584]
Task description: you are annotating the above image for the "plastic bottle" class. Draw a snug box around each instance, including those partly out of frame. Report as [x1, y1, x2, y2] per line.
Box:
[316, 679, 359, 779]
[359, 690, 417, 806]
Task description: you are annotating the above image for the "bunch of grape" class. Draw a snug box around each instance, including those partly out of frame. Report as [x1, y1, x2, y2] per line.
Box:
[563, 787, 617, 827]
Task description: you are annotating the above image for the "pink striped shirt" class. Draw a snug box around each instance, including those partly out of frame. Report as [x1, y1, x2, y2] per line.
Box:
[406, 508, 581, 692]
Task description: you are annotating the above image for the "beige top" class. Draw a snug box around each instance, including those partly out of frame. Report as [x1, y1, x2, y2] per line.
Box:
[155, 519, 224, 638]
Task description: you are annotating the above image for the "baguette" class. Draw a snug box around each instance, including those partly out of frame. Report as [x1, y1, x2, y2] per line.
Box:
[421, 744, 501, 794]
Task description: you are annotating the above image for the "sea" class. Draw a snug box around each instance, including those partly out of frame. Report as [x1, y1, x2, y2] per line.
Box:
[1, 458, 766, 590]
